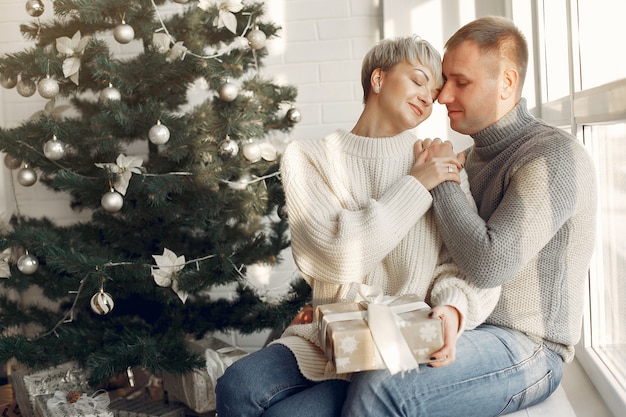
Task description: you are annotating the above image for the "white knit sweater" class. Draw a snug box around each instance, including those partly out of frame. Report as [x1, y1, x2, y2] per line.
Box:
[272, 129, 500, 381]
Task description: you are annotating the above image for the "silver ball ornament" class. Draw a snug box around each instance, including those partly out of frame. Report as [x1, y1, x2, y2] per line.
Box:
[242, 141, 262, 163]
[113, 23, 135, 44]
[17, 253, 39, 275]
[0, 74, 17, 89]
[17, 166, 37, 186]
[4, 154, 22, 170]
[25, 0, 45, 17]
[101, 189, 124, 212]
[38, 77, 59, 99]
[43, 136, 66, 160]
[259, 142, 278, 161]
[99, 84, 121, 102]
[286, 107, 302, 123]
[219, 81, 239, 102]
[218, 137, 239, 159]
[91, 290, 114, 315]
[246, 28, 267, 50]
[148, 122, 170, 145]
[16, 78, 36, 97]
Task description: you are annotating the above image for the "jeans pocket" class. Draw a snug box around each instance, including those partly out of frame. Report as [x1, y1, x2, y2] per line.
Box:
[499, 370, 555, 415]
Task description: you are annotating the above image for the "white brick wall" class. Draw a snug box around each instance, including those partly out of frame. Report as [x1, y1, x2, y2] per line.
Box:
[0, 0, 380, 350]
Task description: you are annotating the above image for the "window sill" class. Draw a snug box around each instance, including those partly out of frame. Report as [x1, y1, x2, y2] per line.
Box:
[576, 346, 626, 416]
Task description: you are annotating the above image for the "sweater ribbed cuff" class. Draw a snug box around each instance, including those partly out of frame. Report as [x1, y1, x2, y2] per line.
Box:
[432, 287, 468, 335]
[430, 180, 458, 199]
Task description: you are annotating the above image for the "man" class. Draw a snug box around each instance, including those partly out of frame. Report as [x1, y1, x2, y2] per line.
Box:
[342, 16, 597, 416]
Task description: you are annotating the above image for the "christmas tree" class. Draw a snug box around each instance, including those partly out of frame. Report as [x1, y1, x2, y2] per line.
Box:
[0, 0, 309, 387]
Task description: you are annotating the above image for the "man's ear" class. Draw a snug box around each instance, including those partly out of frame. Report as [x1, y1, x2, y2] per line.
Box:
[501, 68, 519, 100]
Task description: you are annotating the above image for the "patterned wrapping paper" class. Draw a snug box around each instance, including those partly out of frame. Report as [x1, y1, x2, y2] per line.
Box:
[11, 362, 91, 417]
[316, 294, 444, 374]
[161, 336, 248, 413]
[33, 392, 113, 417]
[107, 398, 185, 417]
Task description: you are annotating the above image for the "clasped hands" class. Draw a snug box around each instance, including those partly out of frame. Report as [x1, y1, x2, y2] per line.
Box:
[411, 138, 465, 191]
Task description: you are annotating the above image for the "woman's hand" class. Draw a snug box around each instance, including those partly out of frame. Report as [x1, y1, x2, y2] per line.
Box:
[426, 305, 461, 368]
[289, 304, 314, 326]
[411, 138, 463, 190]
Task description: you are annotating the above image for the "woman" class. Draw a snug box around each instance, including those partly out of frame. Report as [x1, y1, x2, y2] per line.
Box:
[215, 35, 500, 417]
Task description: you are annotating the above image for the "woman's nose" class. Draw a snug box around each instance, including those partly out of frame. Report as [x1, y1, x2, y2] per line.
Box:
[418, 88, 433, 105]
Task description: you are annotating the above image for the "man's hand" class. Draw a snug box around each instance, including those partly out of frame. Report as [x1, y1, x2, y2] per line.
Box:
[426, 305, 461, 368]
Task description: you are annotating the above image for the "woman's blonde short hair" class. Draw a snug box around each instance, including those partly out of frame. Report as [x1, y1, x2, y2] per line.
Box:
[361, 35, 443, 103]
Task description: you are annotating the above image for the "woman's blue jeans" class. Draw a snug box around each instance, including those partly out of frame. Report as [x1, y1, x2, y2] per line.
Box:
[215, 324, 563, 417]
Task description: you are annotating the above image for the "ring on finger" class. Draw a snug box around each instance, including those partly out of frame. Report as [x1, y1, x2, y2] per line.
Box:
[447, 165, 453, 173]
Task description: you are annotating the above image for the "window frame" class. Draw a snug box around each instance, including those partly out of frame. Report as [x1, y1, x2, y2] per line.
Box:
[533, 0, 626, 414]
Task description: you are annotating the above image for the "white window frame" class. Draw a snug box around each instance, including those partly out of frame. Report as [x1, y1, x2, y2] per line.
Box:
[534, 1, 626, 415]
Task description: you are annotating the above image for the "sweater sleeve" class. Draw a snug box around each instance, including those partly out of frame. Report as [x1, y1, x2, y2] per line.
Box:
[281, 140, 433, 286]
[431, 141, 594, 289]
[428, 246, 501, 331]
[427, 170, 500, 330]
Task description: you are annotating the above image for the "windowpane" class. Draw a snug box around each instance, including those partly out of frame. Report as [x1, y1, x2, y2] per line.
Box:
[539, 0, 570, 101]
[585, 123, 626, 391]
[511, 0, 536, 109]
[577, 0, 626, 90]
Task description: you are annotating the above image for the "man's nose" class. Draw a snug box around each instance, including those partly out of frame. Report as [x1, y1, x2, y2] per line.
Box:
[437, 84, 451, 104]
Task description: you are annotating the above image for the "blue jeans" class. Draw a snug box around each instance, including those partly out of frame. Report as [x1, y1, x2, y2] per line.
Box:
[215, 325, 563, 417]
[215, 344, 349, 416]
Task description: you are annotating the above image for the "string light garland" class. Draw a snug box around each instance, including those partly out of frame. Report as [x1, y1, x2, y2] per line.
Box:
[25, 248, 297, 340]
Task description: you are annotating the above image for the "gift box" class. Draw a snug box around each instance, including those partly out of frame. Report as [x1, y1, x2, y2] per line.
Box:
[316, 294, 444, 374]
[107, 398, 185, 417]
[11, 362, 91, 417]
[34, 391, 112, 417]
[161, 335, 248, 413]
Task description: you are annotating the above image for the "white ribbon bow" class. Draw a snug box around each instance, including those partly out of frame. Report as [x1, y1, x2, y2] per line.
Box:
[47, 390, 111, 414]
[320, 284, 428, 374]
[355, 285, 423, 374]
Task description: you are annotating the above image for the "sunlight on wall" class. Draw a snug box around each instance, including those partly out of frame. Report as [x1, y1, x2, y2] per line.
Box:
[264, 0, 289, 87]
[266, 0, 286, 56]
[407, 1, 447, 142]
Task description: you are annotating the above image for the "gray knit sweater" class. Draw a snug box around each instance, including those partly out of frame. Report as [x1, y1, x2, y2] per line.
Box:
[272, 130, 501, 381]
[431, 99, 597, 362]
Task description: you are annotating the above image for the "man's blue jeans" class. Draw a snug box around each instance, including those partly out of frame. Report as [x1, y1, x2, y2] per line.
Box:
[215, 324, 563, 417]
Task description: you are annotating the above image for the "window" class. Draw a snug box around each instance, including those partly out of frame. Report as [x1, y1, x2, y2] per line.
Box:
[577, 0, 626, 90]
[535, 0, 626, 414]
[382, 1, 626, 413]
[580, 123, 626, 412]
[536, 0, 570, 101]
